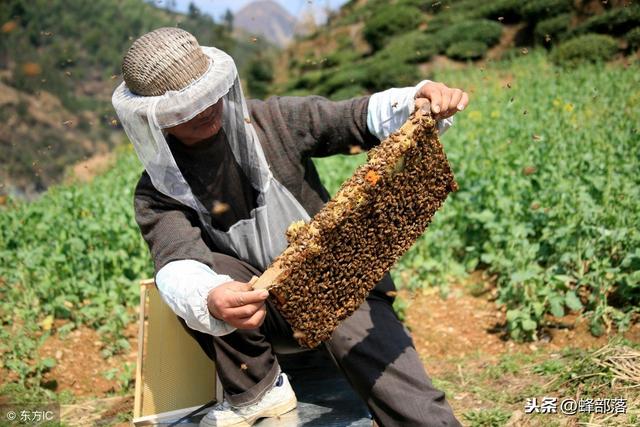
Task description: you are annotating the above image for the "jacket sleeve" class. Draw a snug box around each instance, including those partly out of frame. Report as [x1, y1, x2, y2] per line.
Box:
[134, 172, 236, 336]
[367, 80, 454, 139]
[134, 171, 215, 272]
[247, 95, 380, 159]
[247, 87, 453, 161]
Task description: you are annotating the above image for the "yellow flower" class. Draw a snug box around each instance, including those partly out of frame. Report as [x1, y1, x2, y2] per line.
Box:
[490, 110, 500, 119]
[39, 315, 54, 331]
[564, 103, 574, 113]
[552, 98, 562, 108]
[584, 108, 594, 119]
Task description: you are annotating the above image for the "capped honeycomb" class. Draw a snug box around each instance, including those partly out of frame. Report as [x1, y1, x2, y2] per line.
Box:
[254, 111, 458, 348]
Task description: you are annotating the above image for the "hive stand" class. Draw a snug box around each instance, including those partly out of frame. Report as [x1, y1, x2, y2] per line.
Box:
[133, 279, 373, 426]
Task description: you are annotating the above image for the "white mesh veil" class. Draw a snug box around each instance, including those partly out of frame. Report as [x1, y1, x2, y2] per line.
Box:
[112, 45, 310, 269]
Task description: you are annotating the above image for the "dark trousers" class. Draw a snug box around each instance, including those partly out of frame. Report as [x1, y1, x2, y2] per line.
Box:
[180, 253, 461, 427]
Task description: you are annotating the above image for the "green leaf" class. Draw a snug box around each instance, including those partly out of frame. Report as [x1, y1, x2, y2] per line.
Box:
[41, 358, 56, 369]
[510, 270, 537, 283]
[590, 319, 605, 337]
[506, 309, 520, 322]
[521, 318, 537, 331]
[480, 253, 494, 263]
[549, 298, 565, 317]
[532, 302, 545, 317]
[565, 291, 583, 312]
[553, 274, 574, 285]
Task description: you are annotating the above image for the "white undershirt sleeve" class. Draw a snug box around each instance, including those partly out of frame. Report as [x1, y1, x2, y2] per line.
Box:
[155, 259, 237, 336]
[366, 80, 454, 140]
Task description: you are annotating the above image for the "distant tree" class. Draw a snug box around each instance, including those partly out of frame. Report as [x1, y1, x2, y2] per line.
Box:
[203, 12, 215, 24]
[223, 8, 234, 33]
[188, 2, 200, 19]
[246, 54, 273, 99]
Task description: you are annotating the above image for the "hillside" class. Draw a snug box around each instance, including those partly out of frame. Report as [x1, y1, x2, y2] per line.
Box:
[0, 0, 275, 198]
[276, 0, 640, 99]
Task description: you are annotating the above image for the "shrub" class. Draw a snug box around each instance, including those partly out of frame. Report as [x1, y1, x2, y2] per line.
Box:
[316, 65, 369, 96]
[626, 27, 640, 51]
[313, 49, 426, 96]
[434, 19, 503, 53]
[475, 0, 523, 23]
[362, 57, 420, 91]
[446, 40, 489, 60]
[246, 56, 273, 98]
[428, 0, 469, 14]
[425, 12, 472, 34]
[521, 0, 572, 22]
[329, 85, 367, 101]
[298, 52, 324, 72]
[363, 5, 423, 51]
[375, 31, 439, 64]
[551, 34, 618, 66]
[397, 0, 438, 13]
[322, 49, 362, 69]
[573, 5, 640, 36]
[290, 70, 327, 90]
[535, 13, 572, 46]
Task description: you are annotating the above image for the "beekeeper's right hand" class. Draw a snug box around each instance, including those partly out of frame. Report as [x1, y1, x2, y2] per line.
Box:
[207, 281, 269, 329]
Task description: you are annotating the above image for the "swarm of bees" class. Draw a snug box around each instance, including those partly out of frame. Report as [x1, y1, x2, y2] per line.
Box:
[265, 112, 457, 348]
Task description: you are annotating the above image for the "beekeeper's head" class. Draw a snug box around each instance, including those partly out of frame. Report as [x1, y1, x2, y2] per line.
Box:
[118, 27, 232, 145]
[112, 27, 268, 212]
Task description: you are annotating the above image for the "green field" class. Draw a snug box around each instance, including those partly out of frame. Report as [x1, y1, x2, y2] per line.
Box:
[1, 51, 639, 406]
[0, 147, 150, 389]
[316, 52, 640, 340]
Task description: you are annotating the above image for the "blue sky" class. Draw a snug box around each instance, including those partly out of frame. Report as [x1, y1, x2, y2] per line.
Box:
[168, 0, 349, 21]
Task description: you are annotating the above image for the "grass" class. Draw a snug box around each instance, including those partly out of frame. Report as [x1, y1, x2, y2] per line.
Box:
[483, 352, 536, 380]
[427, 337, 640, 426]
[538, 338, 640, 395]
[463, 408, 512, 427]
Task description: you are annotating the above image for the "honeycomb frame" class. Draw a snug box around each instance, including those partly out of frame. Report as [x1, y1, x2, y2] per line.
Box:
[255, 111, 458, 348]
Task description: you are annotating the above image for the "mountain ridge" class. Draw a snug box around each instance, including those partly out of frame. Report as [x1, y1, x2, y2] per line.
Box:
[234, 0, 297, 47]
[234, 0, 323, 47]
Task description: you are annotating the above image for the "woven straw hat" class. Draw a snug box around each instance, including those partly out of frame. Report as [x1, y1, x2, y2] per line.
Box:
[122, 27, 211, 96]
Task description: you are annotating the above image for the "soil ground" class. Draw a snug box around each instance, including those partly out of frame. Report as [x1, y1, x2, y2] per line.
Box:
[404, 278, 640, 426]
[2, 277, 638, 426]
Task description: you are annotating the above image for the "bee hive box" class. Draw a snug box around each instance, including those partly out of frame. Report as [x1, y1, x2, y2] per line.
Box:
[253, 111, 458, 348]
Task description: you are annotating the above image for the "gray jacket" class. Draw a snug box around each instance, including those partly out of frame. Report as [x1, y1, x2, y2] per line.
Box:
[133, 95, 378, 274]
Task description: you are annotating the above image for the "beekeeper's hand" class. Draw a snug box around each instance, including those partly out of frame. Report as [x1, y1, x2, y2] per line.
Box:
[415, 81, 469, 120]
[207, 281, 269, 329]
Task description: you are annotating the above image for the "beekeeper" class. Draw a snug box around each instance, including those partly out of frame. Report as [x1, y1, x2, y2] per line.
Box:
[112, 27, 469, 427]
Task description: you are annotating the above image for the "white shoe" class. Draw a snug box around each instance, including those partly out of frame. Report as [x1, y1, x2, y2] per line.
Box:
[199, 373, 297, 427]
